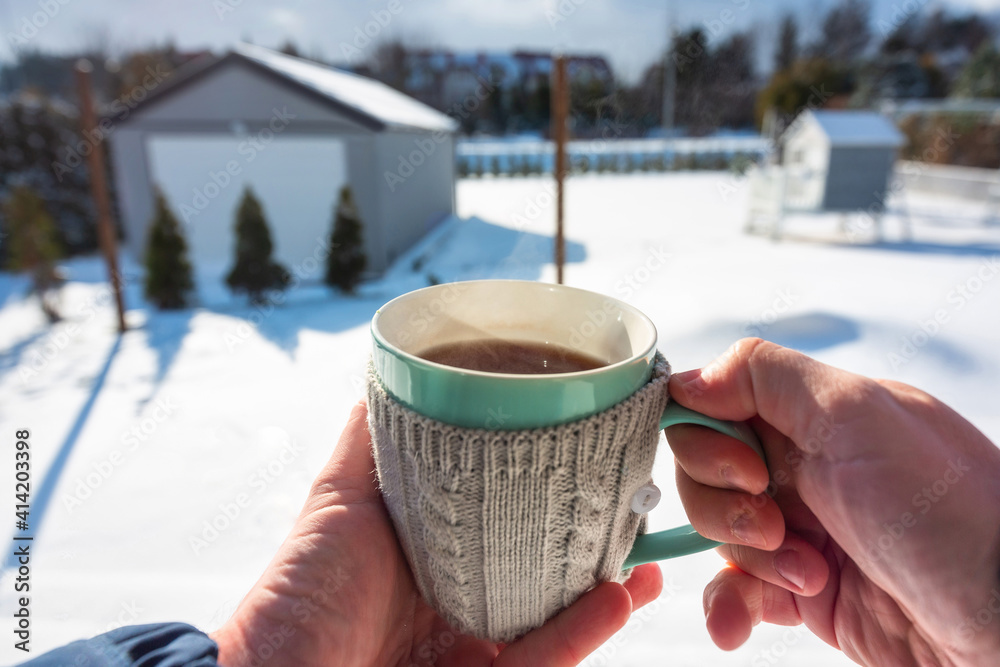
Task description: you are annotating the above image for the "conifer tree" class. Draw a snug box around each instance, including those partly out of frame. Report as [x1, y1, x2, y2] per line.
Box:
[954, 45, 1000, 98]
[144, 190, 194, 309]
[3, 185, 63, 321]
[324, 186, 367, 294]
[225, 187, 290, 305]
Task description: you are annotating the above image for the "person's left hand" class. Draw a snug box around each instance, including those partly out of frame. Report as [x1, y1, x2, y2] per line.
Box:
[211, 401, 664, 666]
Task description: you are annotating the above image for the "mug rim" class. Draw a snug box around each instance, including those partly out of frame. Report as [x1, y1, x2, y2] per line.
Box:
[371, 279, 658, 380]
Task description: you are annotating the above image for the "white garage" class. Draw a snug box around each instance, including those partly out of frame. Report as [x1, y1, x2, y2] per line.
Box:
[145, 135, 347, 277]
[110, 43, 457, 291]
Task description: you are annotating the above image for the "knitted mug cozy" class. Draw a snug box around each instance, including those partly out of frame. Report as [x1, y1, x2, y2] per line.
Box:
[367, 355, 671, 642]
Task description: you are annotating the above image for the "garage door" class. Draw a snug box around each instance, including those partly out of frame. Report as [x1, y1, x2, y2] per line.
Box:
[146, 134, 347, 284]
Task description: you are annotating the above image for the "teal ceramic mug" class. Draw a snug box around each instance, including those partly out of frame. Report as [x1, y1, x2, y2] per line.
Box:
[370, 279, 764, 569]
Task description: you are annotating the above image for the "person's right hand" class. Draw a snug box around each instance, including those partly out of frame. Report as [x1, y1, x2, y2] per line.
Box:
[665, 338, 1000, 666]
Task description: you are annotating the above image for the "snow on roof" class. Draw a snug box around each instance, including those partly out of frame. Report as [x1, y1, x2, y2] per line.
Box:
[233, 43, 458, 133]
[805, 110, 905, 147]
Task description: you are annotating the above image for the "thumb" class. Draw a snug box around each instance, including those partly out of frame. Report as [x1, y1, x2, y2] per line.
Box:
[307, 400, 380, 506]
[668, 338, 869, 451]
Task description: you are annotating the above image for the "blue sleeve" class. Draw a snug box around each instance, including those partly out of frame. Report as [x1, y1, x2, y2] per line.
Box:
[16, 622, 219, 666]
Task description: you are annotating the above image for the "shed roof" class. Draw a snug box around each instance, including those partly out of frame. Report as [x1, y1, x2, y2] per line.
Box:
[117, 43, 458, 134]
[233, 44, 458, 133]
[803, 110, 905, 147]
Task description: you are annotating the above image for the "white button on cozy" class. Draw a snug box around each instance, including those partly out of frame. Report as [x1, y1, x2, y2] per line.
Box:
[631, 484, 661, 514]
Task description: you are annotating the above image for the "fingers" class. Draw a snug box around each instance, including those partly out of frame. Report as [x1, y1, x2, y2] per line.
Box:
[666, 423, 770, 495]
[623, 563, 663, 610]
[439, 636, 499, 666]
[675, 462, 786, 551]
[668, 338, 863, 451]
[703, 565, 802, 651]
[716, 533, 829, 597]
[498, 582, 631, 667]
[309, 400, 379, 504]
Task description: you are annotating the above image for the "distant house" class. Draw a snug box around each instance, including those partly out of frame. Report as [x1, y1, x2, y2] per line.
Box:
[748, 110, 906, 239]
[396, 49, 615, 133]
[110, 43, 457, 284]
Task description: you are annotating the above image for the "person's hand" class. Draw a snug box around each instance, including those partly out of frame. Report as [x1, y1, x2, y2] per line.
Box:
[211, 401, 663, 666]
[666, 338, 1000, 666]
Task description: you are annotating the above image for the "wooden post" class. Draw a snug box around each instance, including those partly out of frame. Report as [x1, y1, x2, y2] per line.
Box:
[551, 55, 568, 285]
[75, 59, 127, 333]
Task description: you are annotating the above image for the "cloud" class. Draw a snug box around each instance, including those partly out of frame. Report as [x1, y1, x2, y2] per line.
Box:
[268, 8, 305, 33]
[439, 0, 549, 28]
[947, 0, 1000, 10]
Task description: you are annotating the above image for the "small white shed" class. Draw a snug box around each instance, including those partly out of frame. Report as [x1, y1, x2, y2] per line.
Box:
[748, 110, 906, 239]
[110, 43, 458, 286]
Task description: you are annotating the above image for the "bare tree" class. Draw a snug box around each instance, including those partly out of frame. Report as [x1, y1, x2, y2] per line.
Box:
[279, 39, 302, 57]
[919, 9, 994, 54]
[775, 13, 799, 72]
[812, 0, 871, 63]
[365, 40, 410, 93]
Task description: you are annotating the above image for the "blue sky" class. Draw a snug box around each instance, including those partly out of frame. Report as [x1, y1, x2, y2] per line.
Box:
[1, 0, 998, 81]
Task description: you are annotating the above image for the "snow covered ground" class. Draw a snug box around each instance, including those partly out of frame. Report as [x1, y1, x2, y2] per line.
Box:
[1, 173, 999, 665]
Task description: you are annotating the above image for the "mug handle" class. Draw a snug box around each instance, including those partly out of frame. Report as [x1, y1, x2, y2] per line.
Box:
[622, 403, 766, 570]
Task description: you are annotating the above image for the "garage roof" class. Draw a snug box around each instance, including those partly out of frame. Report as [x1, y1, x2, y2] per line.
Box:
[233, 43, 458, 133]
[118, 43, 458, 134]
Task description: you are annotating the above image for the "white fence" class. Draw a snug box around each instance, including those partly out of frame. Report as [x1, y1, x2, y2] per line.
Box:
[894, 160, 1000, 202]
[456, 137, 769, 176]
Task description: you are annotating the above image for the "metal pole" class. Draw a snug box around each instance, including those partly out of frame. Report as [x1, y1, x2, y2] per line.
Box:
[75, 59, 127, 333]
[552, 55, 568, 285]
